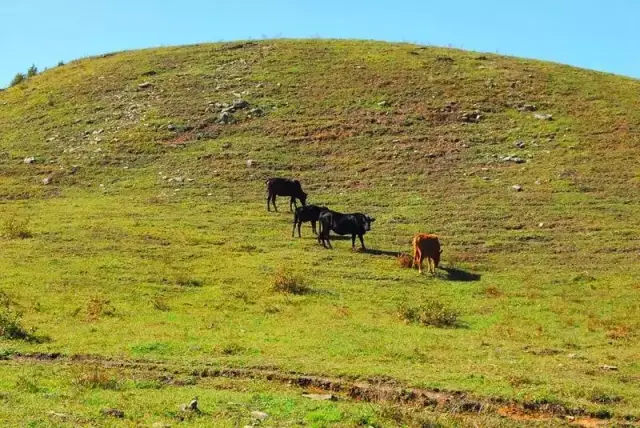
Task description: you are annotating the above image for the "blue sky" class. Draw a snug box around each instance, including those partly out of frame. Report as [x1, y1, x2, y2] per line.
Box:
[1, 0, 639, 87]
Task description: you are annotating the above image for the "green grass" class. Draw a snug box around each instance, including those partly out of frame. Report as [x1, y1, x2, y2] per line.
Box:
[1, 39, 639, 425]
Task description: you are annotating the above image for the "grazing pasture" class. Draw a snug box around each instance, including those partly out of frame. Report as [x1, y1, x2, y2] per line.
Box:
[1, 39, 639, 426]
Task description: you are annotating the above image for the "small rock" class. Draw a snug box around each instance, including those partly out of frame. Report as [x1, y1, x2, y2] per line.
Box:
[461, 111, 482, 123]
[255, 83, 264, 88]
[167, 124, 176, 131]
[535, 179, 541, 185]
[501, 156, 526, 164]
[534, 113, 553, 121]
[248, 107, 263, 117]
[71, 166, 79, 175]
[514, 141, 526, 149]
[538, 222, 545, 228]
[482, 176, 490, 180]
[246, 159, 255, 168]
[218, 111, 235, 125]
[600, 364, 618, 371]
[23, 157, 36, 164]
[251, 411, 269, 421]
[302, 393, 337, 401]
[102, 408, 124, 418]
[138, 82, 153, 89]
[42, 176, 53, 185]
[424, 153, 437, 158]
[512, 184, 523, 192]
[520, 104, 537, 112]
[377, 100, 389, 107]
[232, 99, 249, 110]
[221, 142, 231, 149]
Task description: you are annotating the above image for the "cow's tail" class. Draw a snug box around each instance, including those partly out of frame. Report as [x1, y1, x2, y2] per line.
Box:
[411, 235, 421, 268]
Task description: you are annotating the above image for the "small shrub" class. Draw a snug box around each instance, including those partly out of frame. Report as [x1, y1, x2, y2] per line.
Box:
[220, 343, 245, 355]
[2, 215, 32, 239]
[27, 64, 38, 78]
[398, 300, 459, 328]
[272, 267, 310, 295]
[397, 253, 413, 268]
[0, 308, 30, 340]
[15, 375, 41, 393]
[175, 276, 202, 287]
[57, 61, 65, 67]
[484, 285, 503, 297]
[10, 73, 26, 87]
[86, 297, 116, 321]
[151, 296, 170, 312]
[590, 389, 624, 404]
[72, 366, 121, 390]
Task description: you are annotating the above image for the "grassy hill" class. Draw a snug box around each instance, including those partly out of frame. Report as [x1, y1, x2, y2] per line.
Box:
[1, 39, 639, 426]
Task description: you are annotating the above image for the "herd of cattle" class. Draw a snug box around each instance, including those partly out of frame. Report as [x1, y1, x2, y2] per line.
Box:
[266, 177, 442, 274]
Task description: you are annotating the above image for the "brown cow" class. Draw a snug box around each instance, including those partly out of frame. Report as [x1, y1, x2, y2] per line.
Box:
[412, 233, 442, 274]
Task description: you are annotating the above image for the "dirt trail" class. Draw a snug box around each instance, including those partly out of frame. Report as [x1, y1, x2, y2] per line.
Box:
[5, 352, 626, 426]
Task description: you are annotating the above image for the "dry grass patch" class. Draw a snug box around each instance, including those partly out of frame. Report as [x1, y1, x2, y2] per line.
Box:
[272, 267, 310, 295]
[398, 300, 459, 328]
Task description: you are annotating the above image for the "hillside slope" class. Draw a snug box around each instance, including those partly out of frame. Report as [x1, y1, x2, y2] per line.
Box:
[1, 39, 639, 425]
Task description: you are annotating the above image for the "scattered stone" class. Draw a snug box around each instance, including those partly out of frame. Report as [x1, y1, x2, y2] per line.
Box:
[461, 111, 482, 123]
[482, 176, 490, 180]
[232, 99, 249, 110]
[246, 159, 255, 168]
[518, 104, 537, 112]
[512, 184, 523, 192]
[248, 107, 264, 117]
[71, 166, 79, 175]
[255, 83, 264, 88]
[251, 411, 269, 421]
[534, 113, 553, 121]
[501, 155, 526, 164]
[538, 222, 545, 228]
[461, 143, 470, 148]
[302, 393, 337, 401]
[102, 408, 124, 418]
[42, 176, 53, 185]
[23, 156, 36, 164]
[377, 100, 389, 107]
[138, 82, 153, 89]
[167, 124, 176, 131]
[218, 111, 235, 125]
[424, 153, 437, 158]
[535, 179, 542, 185]
[600, 364, 618, 371]
[221, 142, 231, 149]
[514, 140, 526, 149]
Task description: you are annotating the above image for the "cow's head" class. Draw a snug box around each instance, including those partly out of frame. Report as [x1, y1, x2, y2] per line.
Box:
[434, 248, 443, 268]
[299, 192, 308, 206]
[364, 216, 375, 231]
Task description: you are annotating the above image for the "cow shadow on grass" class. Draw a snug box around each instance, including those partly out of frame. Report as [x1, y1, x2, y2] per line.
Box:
[439, 266, 481, 282]
[361, 248, 402, 257]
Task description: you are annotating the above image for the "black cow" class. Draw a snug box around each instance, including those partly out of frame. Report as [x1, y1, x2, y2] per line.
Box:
[317, 210, 375, 250]
[266, 178, 307, 212]
[292, 205, 329, 238]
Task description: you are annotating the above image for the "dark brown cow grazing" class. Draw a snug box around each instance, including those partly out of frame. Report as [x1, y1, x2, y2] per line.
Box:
[412, 233, 442, 274]
[266, 178, 307, 212]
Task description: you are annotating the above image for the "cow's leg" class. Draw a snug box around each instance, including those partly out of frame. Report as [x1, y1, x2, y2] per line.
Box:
[272, 195, 278, 212]
[358, 234, 366, 250]
[267, 192, 272, 211]
[311, 220, 317, 235]
[351, 234, 356, 248]
[289, 197, 296, 212]
[297, 221, 302, 238]
[418, 254, 424, 275]
[292, 217, 297, 238]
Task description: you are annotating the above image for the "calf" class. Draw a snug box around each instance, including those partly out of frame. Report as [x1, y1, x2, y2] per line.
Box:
[266, 178, 308, 212]
[411, 233, 442, 274]
[292, 205, 328, 237]
[318, 210, 375, 250]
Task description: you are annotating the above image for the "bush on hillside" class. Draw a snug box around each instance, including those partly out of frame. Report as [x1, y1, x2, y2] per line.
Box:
[272, 266, 310, 295]
[398, 300, 459, 328]
[27, 64, 38, 77]
[10, 73, 26, 87]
